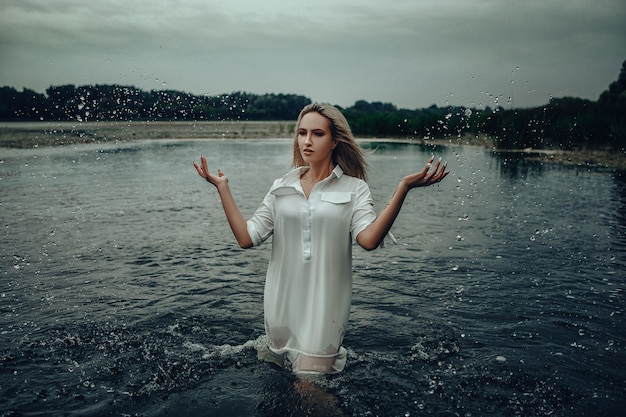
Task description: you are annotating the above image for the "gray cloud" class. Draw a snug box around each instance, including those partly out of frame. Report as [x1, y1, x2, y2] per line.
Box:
[0, 0, 624, 109]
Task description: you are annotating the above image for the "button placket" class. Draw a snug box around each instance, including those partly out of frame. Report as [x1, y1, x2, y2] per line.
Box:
[299, 176, 329, 261]
[301, 200, 311, 260]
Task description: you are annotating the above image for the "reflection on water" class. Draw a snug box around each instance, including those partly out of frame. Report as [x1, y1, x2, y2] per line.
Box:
[0, 139, 624, 416]
[493, 152, 546, 179]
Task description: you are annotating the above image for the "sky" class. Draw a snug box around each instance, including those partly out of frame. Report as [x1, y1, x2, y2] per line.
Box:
[0, 0, 625, 110]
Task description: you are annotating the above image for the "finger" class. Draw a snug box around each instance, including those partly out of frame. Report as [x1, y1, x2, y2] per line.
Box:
[428, 156, 442, 174]
[433, 162, 449, 182]
[440, 163, 449, 179]
[431, 157, 442, 171]
[201, 154, 209, 175]
[193, 162, 204, 177]
[427, 157, 442, 177]
[420, 159, 433, 175]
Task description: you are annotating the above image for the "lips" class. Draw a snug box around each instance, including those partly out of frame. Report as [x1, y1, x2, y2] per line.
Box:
[302, 148, 313, 155]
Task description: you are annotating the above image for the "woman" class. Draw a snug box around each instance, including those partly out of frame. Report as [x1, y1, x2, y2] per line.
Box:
[193, 103, 448, 375]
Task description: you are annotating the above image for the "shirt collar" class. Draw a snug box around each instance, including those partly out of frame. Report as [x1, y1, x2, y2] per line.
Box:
[276, 164, 344, 189]
[331, 164, 344, 178]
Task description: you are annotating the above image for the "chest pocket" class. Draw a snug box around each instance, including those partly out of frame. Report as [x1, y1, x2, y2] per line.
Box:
[320, 192, 353, 205]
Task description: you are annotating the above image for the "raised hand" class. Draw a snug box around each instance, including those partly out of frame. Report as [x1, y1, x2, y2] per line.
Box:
[401, 156, 449, 190]
[193, 154, 252, 247]
[193, 154, 228, 188]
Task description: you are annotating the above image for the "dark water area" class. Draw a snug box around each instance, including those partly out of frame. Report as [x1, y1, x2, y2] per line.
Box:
[1, 138, 624, 416]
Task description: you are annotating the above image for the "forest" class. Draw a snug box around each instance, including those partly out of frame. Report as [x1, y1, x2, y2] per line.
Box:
[0, 60, 624, 151]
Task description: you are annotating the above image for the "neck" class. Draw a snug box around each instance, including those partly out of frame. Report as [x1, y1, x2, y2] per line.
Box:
[303, 160, 334, 182]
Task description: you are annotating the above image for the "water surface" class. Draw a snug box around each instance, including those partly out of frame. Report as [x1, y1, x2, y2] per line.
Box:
[1, 138, 624, 416]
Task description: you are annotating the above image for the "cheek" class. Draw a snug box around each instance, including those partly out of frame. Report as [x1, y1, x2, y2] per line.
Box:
[296, 136, 304, 148]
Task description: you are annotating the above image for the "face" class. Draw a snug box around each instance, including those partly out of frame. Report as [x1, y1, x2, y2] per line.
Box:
[297, 112, 336, 165]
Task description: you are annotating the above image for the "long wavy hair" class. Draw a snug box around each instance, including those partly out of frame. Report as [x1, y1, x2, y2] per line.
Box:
[292, 103, 368, 181]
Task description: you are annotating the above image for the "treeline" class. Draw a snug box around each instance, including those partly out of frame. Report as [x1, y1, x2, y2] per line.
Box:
[1, 60, 624, 150]
[343, 60, 625, 151]
[344, 94, 624, 150]
[0, 86, 311, 123]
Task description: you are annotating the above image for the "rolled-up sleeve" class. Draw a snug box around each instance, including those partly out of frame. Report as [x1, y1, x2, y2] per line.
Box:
[350, 180, 376, 240]
[247, 189, 275, 247]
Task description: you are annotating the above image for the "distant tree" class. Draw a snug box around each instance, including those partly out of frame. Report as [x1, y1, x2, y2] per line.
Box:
[597, 59, 626, 148]
[599, 60, 626, 105]
[0, 86, 48, 120]
[1, 62, 625, 151]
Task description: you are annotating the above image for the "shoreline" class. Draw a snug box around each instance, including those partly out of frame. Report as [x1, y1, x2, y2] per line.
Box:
[0, 120, 296, 145]
[1, 120, 624, 171]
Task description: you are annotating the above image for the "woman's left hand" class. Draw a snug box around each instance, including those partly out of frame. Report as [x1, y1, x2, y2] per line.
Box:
[402, 156, 449, 190]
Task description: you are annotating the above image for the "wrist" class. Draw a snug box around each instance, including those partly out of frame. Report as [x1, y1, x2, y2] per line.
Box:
[215, 181, 230, 193]
[397, 180, 410, 195]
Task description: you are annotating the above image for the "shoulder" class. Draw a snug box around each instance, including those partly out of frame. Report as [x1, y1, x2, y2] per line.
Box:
[334, 165, 367, 186]
[267, 167, 303, 196]
[336, 170, 369, 190]
[277, 167, 304, 185]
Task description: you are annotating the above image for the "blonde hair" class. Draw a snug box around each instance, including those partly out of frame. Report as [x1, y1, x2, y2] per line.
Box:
[292, 103, 368, 181]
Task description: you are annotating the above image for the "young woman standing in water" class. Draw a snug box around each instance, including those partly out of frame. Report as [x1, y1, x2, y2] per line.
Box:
[193, 103, 448, 375]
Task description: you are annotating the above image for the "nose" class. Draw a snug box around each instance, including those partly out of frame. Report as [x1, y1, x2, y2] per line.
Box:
[303, 133, 313, 146]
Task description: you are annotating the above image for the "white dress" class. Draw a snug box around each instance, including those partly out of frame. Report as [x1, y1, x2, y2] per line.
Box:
[247, 165, 376, 373]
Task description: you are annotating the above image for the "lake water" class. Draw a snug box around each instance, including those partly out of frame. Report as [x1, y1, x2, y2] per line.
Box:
[1, 137, 624, 416]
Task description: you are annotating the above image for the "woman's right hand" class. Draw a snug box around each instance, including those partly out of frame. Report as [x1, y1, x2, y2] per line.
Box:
[193, 154, 253, 248]
[193, 154, 228, 188]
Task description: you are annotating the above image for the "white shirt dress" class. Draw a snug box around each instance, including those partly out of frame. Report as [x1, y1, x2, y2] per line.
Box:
[247, 165, 376, 374]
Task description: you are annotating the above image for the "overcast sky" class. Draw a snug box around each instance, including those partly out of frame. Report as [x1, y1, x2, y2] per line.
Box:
[1, 0, 625, 109]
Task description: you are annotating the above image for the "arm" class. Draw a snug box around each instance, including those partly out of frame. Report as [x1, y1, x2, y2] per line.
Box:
[193, 155, 253, 249]
[356, 156, 449, 251]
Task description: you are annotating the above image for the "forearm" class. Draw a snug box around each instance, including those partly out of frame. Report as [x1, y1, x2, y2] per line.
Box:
[216, 183, 253, 249]
[357, 181, 409, 250]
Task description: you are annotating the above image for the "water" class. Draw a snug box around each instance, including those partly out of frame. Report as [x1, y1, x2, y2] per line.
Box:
[1, 137, 624, 416]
